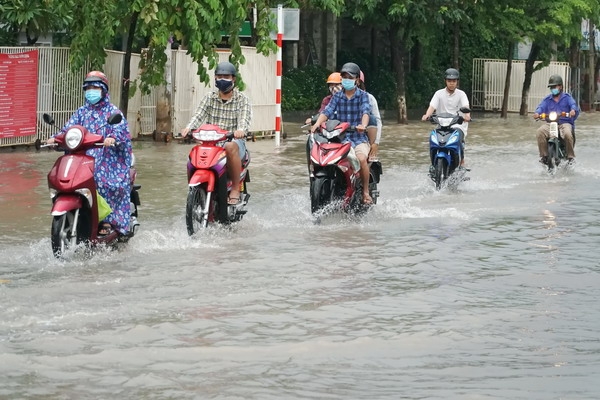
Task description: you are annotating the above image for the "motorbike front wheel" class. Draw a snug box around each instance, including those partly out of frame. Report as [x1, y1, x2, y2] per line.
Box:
[186, 186, 210, 235]
[51, 212, 77, 257]
[310, 177, 331, 214]
[434, 158, 447, 190]
[547, 141, 558, 170]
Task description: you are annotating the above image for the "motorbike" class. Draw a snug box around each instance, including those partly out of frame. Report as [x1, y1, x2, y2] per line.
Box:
[185, 124, 251, 234]
[426, 107, 470, 190]
[536, 111, 575, 172]
[306, 119, 381, 216]
[42, 113, 141, 257]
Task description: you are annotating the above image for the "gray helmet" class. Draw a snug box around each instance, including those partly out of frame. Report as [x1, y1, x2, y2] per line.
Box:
[340, 62, 361, 78]
[215, 61, 237, 76]
[445, 68, 460, 80]
[548, 74, 563, 87]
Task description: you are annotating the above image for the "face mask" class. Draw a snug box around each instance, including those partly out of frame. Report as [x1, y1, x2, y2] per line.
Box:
[329, 84, 342, 95]
[85, 89, 102, 104]
[215, 79, 234, 93]
[550, 88, 560, 96]
[341, 78, 356, 91]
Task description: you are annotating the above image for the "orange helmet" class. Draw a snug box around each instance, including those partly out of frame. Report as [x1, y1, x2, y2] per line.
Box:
[326, 72, 342, 84]
[83, 70, 109, 91]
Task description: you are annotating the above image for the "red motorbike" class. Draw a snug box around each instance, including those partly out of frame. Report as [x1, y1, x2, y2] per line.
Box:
[307, 119, 381, 216]
[42, 113, 141, 257]
[185, 124, 250, 234]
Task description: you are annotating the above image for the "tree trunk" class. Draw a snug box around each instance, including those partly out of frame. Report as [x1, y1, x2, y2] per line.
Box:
[501, 42, 514, 118]
[453, 25, 460, 69]
[519, 42, 540, 115]
[120, 12, 139, 119]
[588, 23, 596, 107]
[390, 25, 407, 124]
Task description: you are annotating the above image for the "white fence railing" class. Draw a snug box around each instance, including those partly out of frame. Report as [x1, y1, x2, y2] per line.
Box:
[0, 46, 276, 147]
[471, 59, 571, 113]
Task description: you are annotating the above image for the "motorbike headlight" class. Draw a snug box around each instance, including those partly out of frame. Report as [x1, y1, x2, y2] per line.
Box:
[430, 132, 439, 145]
[324, 129, 342, 139]
[548, 111, 558, 121]
[447, 135, 458, 145]
[65, 127, 84, 150]
[192, 129, 223, 141]
[437, 117, 453, 127]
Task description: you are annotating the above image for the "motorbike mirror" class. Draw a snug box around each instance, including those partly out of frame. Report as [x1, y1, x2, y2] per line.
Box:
[43, 113, 55, 125]
[107, 113, 123, 125]
[459, 107, 471, 114]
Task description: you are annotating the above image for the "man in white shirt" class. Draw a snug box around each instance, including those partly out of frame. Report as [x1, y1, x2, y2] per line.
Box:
[422, 68, 471, 167]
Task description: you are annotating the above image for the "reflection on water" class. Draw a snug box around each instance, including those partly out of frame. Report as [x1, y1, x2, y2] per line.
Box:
[1, 113, 600, 398]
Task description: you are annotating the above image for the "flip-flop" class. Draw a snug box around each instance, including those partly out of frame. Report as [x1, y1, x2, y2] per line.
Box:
[227, 196, 241, 205]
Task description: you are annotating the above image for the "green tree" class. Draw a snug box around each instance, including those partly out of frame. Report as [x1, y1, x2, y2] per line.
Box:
[0, 0, 72, 45]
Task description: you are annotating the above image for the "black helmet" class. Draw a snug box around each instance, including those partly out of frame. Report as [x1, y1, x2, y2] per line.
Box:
[445, 68, 460, 80]
[215, 61, 237, 76]
[548, 74, 563, 87]
[340, 62, 361, 78]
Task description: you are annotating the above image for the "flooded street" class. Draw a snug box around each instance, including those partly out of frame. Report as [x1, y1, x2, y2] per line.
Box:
[1, 112, 600, 399]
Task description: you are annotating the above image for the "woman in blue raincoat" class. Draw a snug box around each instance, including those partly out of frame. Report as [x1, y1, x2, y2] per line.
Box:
[48, 71, 133, 235]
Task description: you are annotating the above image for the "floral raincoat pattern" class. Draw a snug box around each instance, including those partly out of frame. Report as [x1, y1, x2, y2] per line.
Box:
[61, 93, 133, 234]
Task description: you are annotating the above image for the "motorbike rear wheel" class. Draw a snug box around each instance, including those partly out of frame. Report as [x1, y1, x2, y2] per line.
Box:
[51, 212, 77, 257]
[186, 186, 210, 235]
[434, 158, 447, 190]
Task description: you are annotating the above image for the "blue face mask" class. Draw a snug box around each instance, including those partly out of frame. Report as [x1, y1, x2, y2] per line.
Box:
[85, 89, 102, 104]
[550, 88, 560, 96]
[341, 78, 356, 91]
[215, 79, 234, 93]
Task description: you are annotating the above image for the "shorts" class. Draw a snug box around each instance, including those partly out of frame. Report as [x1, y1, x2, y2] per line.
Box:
[233, 139, 247, 160]
[354, 142, 370, 158]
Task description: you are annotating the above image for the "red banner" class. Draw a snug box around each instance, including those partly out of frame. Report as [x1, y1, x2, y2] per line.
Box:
[0, 50, 39, 139]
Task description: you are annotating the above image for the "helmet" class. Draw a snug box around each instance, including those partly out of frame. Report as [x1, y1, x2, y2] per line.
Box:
[340, 62, 361, 78]
[83, 70, 109, 91]
[359, 70, 365, 83]
[215, 61, 237, 76]
[548, 74, 563, 87]
[444, 68, 460, 80]
[326, 72, 342, 84]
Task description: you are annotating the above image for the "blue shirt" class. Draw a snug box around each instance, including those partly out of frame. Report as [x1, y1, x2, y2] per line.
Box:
[535, 92, 579, 126]
[321, 88, 371, 146]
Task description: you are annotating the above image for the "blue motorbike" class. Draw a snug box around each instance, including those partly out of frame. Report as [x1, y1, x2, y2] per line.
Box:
[426, 107, 470, 190]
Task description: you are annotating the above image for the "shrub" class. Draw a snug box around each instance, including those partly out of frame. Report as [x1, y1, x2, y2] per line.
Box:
[282, 65, 331, 111]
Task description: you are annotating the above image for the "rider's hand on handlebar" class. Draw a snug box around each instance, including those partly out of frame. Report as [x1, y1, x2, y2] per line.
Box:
[180, 127, 190, 138]
[46, 137, 56, 145]
[356, 124, 366, 133]
[569, 110, 576, 118]
[104, 137, 116, 147]
[533, 112, 540, 120]
[421, 114, 430, 121]
[233, 130, 246, 139]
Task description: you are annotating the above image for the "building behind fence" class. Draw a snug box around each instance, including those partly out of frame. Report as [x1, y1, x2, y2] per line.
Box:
[0, 46, 276, 148]
[471, 59, 571, 113]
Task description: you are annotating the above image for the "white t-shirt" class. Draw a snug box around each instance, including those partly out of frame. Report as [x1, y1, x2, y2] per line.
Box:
[429, 88, 470, 135]
[367, 92, 382, 144]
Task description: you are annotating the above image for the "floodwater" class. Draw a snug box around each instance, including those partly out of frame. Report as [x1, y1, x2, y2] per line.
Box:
[1, 112, 600, 399]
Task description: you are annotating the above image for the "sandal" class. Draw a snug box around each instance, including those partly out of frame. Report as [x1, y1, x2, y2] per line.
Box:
[227, 196, 241, 205]
[98, 222, 112, 236]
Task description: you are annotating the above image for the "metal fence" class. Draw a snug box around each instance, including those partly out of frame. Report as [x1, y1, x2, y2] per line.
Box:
[1, 46, 276, 148]
[471, 59, 571, 112]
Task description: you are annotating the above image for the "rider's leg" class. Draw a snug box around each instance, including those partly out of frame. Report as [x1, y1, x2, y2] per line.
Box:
[355, 143, 372, 203]
[559, 123, 575, 159]
[225, 140, 243, 203]
[537, 124, 550, 160]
